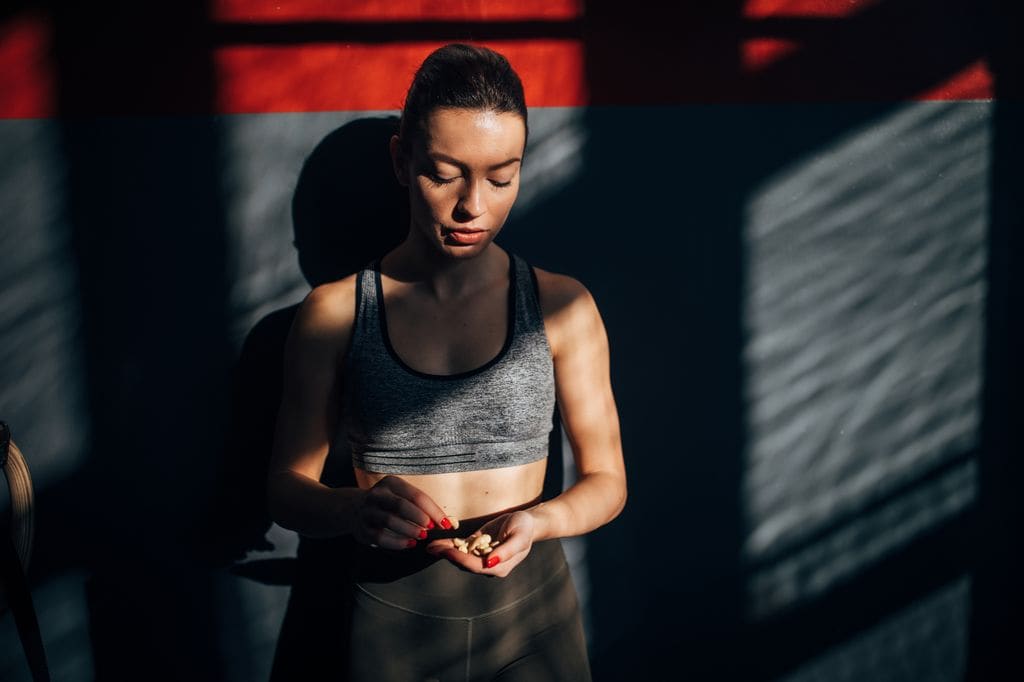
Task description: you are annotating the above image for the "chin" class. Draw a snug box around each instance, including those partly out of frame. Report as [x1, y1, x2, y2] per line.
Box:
[439, 240, 492, 259]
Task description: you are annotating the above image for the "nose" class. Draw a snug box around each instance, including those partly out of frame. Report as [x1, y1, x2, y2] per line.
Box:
[455, 179, 486, 220]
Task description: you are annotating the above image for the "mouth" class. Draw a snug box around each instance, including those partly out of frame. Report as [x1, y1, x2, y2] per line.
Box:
[442, 225, 486, 234]
[442, 226, 488, 245]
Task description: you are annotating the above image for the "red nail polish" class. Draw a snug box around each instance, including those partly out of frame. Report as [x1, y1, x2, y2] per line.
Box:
[418, 529, 428, 539]
[427, 520, 436, 530]
[407, 539, 417, 548]
[440, 518, 452, 530]
[486, 555, 500, 568]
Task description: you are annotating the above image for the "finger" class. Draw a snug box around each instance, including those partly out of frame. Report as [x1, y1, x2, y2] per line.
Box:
[360, 506, 428, 540]
[445, 545, 518, 575]
[480, 543, 531, 574]
[366, 528, 419, 551]
[388, 496, 438, 533]
[438, 546, 483, 572]
[383, 509, 430, 540]
[379, 477, 451, 529]
[424, 538, 456, 555]
[442, 534, 514, 569]
[362, 485, 428, 528]
[479, 531, 533, 572]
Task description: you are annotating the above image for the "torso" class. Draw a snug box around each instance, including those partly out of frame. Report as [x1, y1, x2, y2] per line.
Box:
[342, 245, 552, 523]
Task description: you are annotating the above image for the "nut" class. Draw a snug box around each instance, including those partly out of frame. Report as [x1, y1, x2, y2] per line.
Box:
[448, 532, 499, 560]
[467, 534, 492, 553]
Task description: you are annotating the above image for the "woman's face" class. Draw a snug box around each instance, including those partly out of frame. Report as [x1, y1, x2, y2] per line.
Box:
[395, 107, 526, 259]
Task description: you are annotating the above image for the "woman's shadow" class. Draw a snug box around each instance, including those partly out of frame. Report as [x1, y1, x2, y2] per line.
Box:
[206, 116, 408, 680]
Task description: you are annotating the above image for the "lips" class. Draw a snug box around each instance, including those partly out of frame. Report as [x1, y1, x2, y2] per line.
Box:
[444, 226, 486, 234]
[444, 227, 488, 245]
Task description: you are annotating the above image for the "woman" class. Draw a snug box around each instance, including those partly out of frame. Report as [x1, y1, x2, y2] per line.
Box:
[268, 43, 626, 681]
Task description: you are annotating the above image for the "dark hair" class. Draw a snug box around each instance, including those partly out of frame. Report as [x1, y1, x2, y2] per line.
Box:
[398, 43, 528, 156]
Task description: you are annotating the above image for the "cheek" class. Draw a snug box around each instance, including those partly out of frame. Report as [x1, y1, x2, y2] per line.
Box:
[411, 184, 450, 216]
[493, 188, 519, 216]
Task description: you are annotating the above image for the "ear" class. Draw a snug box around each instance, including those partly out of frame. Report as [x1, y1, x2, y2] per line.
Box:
[389, 134, 409, 187]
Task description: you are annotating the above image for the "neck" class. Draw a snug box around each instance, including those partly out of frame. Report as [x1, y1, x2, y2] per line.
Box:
[383, 232, 506, 300]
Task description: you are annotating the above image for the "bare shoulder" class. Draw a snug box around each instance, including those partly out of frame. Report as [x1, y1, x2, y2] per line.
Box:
[290, 272, 360, 351]
[532, 267, 606, 357]
[533, 266, 591, 310]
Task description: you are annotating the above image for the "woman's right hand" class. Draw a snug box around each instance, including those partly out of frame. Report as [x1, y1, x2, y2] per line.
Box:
[351, 475, 450, 550]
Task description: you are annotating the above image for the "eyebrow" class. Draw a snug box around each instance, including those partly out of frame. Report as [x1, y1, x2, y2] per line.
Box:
[429, 153, 521, 171]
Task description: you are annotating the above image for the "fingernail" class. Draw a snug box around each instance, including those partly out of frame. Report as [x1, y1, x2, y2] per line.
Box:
[407, 539, 417, 548]
[426, 520, 436, 530]
[418, 529, 428, 539]
[486, 555, 500, 568]
[440, 518, 452, 530]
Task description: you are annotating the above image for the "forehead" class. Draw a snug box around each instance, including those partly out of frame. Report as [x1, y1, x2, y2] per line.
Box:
[422, 108, 526, 163]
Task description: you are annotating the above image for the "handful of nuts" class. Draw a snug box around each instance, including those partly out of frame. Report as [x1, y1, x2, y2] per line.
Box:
[452, 533, 501, 557]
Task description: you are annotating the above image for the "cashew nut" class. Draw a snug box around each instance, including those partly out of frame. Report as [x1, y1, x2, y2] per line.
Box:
[448, 532, 500, 558]
[467, 534, 491, 553]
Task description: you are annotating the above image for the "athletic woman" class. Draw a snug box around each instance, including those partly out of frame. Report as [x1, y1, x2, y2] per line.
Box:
[268, 43, 626, 681]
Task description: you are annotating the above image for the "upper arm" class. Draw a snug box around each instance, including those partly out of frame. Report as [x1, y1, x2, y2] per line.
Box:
[536, 269, 625, 480]
[269, 276, 357, 483]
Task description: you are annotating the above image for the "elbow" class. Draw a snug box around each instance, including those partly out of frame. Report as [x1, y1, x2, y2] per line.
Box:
[265, 470, 291, 528]
[605, 472, 628, 524]
[612, 481, 627, 521]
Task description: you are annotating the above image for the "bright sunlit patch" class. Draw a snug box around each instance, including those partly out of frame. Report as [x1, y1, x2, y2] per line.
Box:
[743, 0, 878, 19]
[0, 11, 55, 119]
[742, 37, 800, 72]
[917, 59, 993, 101]
[214, 41, 587, 114]
[211, 0, 584, 22]
[515, 107, 587, 214]
[740, 0, 876, 74]
[741, 101, 990, 616]
[0, 120, 90, 487]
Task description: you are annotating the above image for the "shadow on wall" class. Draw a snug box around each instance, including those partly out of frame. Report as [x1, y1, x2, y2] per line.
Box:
[37, 4, 232, 679]
[205, 115, 408, 568]
[206, 116, 406, 679]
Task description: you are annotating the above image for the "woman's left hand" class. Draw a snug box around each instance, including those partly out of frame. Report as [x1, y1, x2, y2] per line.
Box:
[425, 509, 536, 577]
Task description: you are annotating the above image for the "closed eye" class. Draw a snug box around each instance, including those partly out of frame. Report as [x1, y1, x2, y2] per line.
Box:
[427, 173, 458, 186]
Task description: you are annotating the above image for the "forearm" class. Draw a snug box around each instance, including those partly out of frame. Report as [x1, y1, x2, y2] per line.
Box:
[528, 470, 626, 542]
[267, 470, 365, 539]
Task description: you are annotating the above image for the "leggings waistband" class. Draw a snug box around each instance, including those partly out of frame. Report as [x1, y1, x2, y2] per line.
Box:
[352, 538, 570, 619]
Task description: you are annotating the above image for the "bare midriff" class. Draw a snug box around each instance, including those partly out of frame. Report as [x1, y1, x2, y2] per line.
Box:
[354, 457, 548, 524]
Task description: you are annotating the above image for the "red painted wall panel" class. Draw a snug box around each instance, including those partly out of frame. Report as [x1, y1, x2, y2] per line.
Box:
[210, 0, 584, 22]
[0, 12, 54, 119]
[0, 1, 997, 119]
[213, 40, 585, 113]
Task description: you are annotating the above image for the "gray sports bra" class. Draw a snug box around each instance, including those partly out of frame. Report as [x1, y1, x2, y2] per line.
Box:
[339, 252, 556, 474]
